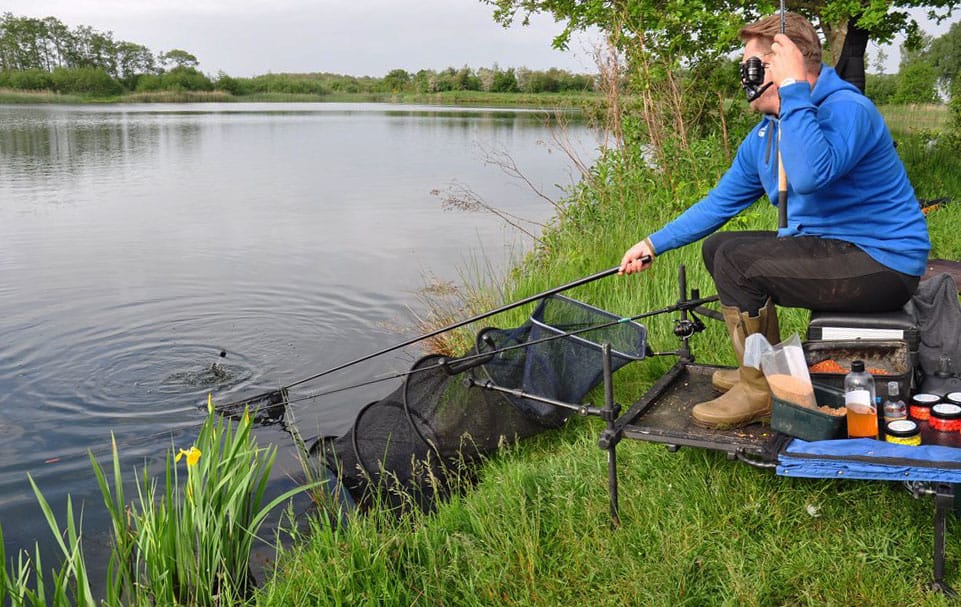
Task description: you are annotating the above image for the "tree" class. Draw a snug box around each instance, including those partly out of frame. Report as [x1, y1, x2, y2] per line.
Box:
[481, 0, 959, 78]
[453, 65, 482, 90]
[483, 0, 961, 175]
[160, 49, 199, 70]
[382, 68, 411, 92]
[893, 59, 939, 102]
[896, 31, 942, 100]
[926, 20, 961, 91]
[115, 41, 156, 86]
[491, 67, 519, 92]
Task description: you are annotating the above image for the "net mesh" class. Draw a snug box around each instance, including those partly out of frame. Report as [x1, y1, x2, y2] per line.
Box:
[312, 295, 646, 513]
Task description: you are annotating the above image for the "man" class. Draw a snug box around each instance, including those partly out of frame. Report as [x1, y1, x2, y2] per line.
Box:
[618, 12, 930, 428]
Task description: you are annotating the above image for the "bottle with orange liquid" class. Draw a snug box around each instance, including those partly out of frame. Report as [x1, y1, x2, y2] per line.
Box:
[845, 360, 878, 439]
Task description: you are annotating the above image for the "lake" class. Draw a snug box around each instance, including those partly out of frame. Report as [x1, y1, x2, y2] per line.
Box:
[0, 102, 598, 580]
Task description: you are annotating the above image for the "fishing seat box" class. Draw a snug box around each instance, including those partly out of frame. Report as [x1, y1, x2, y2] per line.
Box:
[806, 308, 920, 353]
[805, 307, 919, 399]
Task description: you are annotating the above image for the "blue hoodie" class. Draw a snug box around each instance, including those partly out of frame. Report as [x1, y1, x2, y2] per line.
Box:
[647, 65, 930, 277]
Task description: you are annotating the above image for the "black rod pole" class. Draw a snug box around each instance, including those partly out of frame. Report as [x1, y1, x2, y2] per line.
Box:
[777, 0, 789, 229]
[288, 265, 624, 389]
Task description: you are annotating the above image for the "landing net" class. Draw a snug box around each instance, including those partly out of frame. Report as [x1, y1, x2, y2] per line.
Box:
[311, 295, 647, 513]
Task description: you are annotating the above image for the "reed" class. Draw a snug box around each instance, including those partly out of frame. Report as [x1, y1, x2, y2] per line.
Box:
[121, 90, 235, 103]
[880, 104, 949, 133]
[0, 88, 85, 104]
[0, 399, 311, 605]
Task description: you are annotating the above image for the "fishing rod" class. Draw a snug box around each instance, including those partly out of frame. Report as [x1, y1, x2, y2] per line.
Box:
[224, 287, 718, 417]
[777, 0, 789, 229]
[288, 265, 624, 389]
[216, 262, 648, 414]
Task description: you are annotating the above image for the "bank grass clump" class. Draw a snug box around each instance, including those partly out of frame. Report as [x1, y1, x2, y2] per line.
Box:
[121, 90, 236, 104]
[0, 87, 86, 104]
[0, 397, 311, 606]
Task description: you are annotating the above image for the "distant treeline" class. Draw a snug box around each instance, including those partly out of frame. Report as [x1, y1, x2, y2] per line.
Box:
[1, 11, 946, 105]
[0, 13, 596, 97]
[215, 67, 595, 96]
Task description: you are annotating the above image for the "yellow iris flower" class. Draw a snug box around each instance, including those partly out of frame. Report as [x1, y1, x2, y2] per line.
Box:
[175, 446, 202, 467]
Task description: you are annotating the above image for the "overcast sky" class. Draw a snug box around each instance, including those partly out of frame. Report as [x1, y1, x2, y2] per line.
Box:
[2, 0, 601, 77]
[3, 0, 957, 78]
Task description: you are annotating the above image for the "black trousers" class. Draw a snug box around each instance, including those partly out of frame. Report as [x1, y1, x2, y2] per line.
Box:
[701, 231, 919, 316]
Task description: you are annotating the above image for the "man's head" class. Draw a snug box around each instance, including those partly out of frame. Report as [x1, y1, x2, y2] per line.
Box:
[739, 12, 823, 114]
[740, 13, 822, 72]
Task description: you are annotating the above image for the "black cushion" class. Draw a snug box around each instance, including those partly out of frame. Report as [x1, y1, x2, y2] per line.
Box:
[808, 308, 917, 331]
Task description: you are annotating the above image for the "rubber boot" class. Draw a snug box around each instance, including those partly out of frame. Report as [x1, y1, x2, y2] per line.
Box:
[711, 299, 779, 392]
[693, 308, 772, 428]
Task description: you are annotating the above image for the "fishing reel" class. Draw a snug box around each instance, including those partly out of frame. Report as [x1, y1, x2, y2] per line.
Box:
[673, 315, 706, 339]
[740, 56, 772, 102]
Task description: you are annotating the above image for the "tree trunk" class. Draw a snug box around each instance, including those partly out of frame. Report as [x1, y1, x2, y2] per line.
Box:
[832, 19, 870, 93]
[820, 18, 848, 66]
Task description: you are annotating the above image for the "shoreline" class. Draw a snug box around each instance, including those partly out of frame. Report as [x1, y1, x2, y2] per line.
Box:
[0, 87, 602, 109]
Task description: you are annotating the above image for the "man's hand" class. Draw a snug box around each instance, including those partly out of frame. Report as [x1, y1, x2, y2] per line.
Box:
[619, 239, 655, 275]
[769, 33, 806, 87]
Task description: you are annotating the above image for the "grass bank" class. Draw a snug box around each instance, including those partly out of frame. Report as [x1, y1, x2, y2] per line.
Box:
[252, 129, 961, 605]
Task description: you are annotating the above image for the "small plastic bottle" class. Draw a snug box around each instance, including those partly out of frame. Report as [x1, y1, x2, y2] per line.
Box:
[882, 381, 907, 425]
[845, 360, 878, 439]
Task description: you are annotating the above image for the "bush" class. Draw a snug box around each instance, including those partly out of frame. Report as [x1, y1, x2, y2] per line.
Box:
[161, 66, 214, 92]
[214, 71, 247, 95]
[0, 68, 54, 91]
[50, 67, 122, 96]
[866, 73, 899, 105]
[241, 73, 328, 95]
[135, 67, 213, 92]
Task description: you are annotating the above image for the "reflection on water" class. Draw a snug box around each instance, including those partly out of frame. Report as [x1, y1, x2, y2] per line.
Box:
[0, 101, 598, 585]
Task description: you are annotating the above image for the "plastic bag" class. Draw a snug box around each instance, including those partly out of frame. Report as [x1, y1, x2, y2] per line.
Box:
[744, 333, 773, 370]
[755, 333, 817, 409]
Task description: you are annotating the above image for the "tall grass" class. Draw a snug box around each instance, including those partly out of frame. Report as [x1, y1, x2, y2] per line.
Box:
[0, 88, 85, 104]
[880, 104, 949, 133]
[0, 399, 312, 606]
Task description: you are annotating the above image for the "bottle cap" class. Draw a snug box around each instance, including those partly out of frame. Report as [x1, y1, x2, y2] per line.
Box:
[886, 419, 919, 437]
[888, 381, 899, 395]
[851, 360, 865, 373]
[913, 393, 941, 404]
[932, 403, 961, 419]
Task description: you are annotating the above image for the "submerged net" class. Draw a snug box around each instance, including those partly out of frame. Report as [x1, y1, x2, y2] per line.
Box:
[311, 295, 647, 513]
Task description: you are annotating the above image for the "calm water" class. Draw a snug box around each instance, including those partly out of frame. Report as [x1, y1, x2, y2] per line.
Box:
[0, 102, 597, 575]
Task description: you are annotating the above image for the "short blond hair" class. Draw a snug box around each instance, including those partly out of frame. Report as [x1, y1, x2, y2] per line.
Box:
[739, 12, 822, 73]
